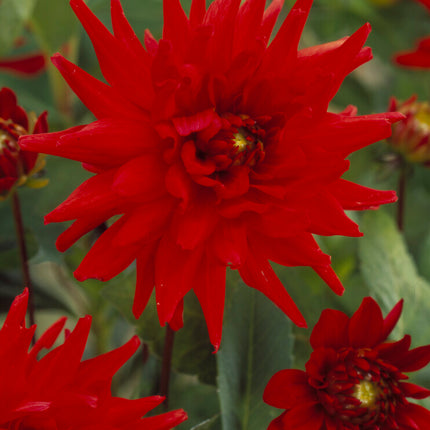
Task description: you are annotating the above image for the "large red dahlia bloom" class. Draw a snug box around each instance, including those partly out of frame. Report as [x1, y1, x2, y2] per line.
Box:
[394, 0, 430, 68]
[0, 289, 187, 430]
[0, 87, 48, 199]
[264, 297, 430, 430]
[20, 0, 401, 349]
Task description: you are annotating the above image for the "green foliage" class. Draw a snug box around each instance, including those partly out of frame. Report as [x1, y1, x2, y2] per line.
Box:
[217, 277, 294, 430]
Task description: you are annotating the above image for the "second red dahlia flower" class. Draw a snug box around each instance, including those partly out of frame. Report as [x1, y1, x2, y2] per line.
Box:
[0, 289, 187, 430]
[264, 297, 430, 429]
[20, 0, 401, 349]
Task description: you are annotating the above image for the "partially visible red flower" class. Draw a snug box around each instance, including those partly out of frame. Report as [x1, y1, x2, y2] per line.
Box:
[0, 53, 46, 76]
[20, 0, 401, 350]
[264, 297, 430, 430]
[0, 87, 48, 199]
[394, 0, 430, 68]
[387, 95, 430, 166]
[0, 289, 187, 430]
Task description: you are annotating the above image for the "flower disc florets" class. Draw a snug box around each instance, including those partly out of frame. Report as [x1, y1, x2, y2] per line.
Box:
[20, 0, 403, 350]
[264, 297, 430, 430]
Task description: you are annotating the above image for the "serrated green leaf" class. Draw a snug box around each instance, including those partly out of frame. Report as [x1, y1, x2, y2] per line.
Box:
[359, 210, 430, 346]
[0, 0, 37, 56]
[217, 277, 294, 430]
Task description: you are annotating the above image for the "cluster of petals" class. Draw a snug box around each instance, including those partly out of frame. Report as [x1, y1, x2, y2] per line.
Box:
[0, 87, 48, 199]
[394, 0, 430, 68]
[0, 289, 187, 430]
[20, 0, 402, 349]
[387, 95, 430, 166]
[264, 297, 430, 430]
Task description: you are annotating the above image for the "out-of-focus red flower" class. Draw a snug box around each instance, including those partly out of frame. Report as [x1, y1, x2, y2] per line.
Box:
[264, 297, 430, 430]
[0, 289, 187, 430]
[20, 0, 401, 350]
[387, 95, 430, 166]
[0, 53, 46, 76]
[394, 0, 430, 68]
[0, 87, 48, 199]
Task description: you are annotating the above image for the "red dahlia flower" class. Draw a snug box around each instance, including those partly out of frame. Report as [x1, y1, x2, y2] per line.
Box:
[264, 297, 430, 430]
[0, 289, 187, 430]
[0, 87, 48, 199]
[394, 0, 430, 68]
[20, 0, 401, 350]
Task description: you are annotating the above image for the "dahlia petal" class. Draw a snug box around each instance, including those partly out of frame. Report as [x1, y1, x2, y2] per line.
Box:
[165, 162, 195, 209]
[394, 37, 430, 68]
[113, 154, 167, 199]
[29, 317, 67, 360]
[51, 54, 144, 120]
[400, 382, 430, 399]
[259, 0, 284, 44]
[190, 0, 206, 27]
[74, 217, 141, 282]
[172, 194, 219, 249]
[45, 170, 119, 223]
[106, 396, 165, 423]
[305, 190, 362, 237]
[381, 299, 403, 342]
[348, 297, 384, 348]
[138, 409, 188, 430]
[267, 414, 286, 430]
[203, 0, 241, 72]
[33, 111, 48, 134]
[3, 289, 29, 329]
[400, 403, 430, 429]
[263, 369, 315, 409]
[377, 334, 411, 363]
[155, 233, 204, 325]
[56, 211, 117, 252]
[111, 0, 149, 61]
[169, 299, 184, 331]
[310, 309, 349, 349]
[279, 402, 324, 430]
[14, 401, 51, 412]
[312, 265, 344, 295]
[75, 336, 140, 389]
[254, 233, 331, 267]
[181, 141, 217, 175]
[395, 344, 430, 372]
[114, 198, 174, 247]
[163, 0, 190, 55]
[173, 109, 217, 136]
[260, 0, 312, 74]
[31, 316, 91, 393]
[329, 179, 397, 210]
[70, 0, 153, 110]
[133, 244, 156, 318]
[234, 0, 266, 56]
[193, 254, 226, 351]
[239, 247, 307, 328]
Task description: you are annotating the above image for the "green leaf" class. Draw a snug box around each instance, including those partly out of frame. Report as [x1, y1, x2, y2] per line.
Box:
[0, 0, 37, 56]
[31, 0, 79, 53]
[359, 210, 430, 346]
[217, 275, 294, 430]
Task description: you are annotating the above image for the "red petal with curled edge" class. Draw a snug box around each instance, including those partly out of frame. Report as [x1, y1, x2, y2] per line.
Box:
[74, 217, 142, 282]
[329, 179, 397, 210]
[310, 308, 349, 349]
[380, 299, 403, 342]
[348, 297, 384, 348]
[263, 369, 315, 409]
[193, 253, 226, 351]
[239, 245, 307, 328]
[395, 344, 430, 372]
[2, 289, 29, 329]
[400, 382, 430, 399]
[29, 317, 67, 361]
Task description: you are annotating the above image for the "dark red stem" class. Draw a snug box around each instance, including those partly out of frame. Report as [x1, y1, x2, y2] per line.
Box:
[11, 191, 36, 333]
[159, 324, 175, 408]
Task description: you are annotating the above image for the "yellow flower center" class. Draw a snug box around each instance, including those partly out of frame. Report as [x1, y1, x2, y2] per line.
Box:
[353, 380, 380, 407]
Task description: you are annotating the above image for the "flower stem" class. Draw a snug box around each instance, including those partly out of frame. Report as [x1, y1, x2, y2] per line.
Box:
[396, 165, 407, 231]
[159, 324, 175, 408]
[11, 191, 36, 333]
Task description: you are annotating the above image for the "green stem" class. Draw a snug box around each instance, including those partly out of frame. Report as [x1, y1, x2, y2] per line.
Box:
[11, 191, 36, 334]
